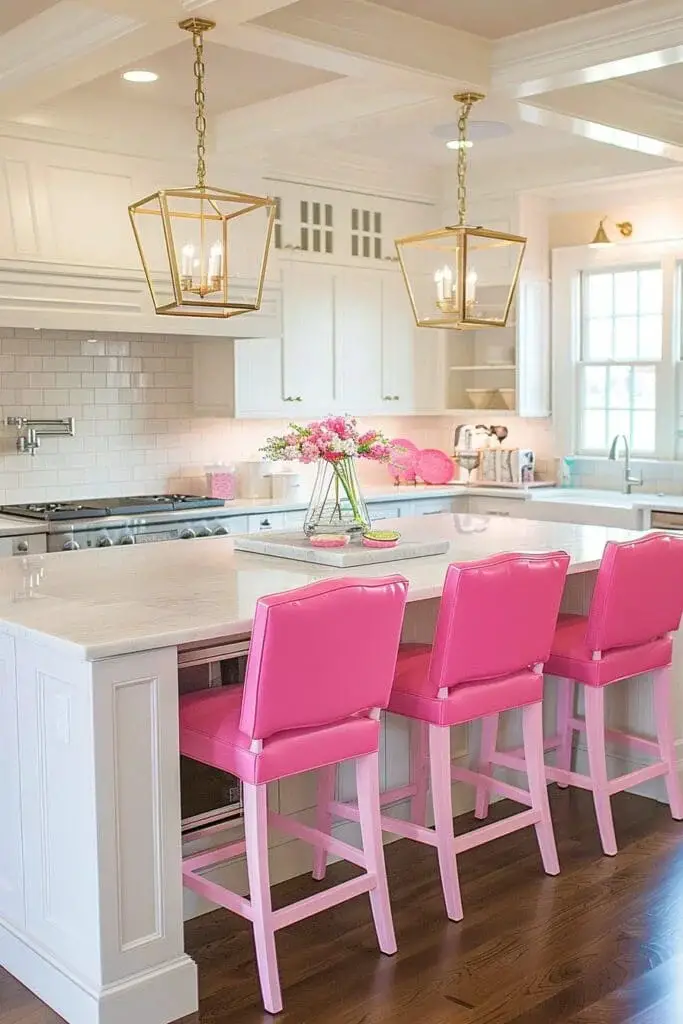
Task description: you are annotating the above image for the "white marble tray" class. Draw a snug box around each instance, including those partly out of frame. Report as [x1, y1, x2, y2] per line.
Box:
[233, 531, 449, 567]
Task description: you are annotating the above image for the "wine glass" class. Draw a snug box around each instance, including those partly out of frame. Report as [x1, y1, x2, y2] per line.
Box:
[455, 449, 481, 485]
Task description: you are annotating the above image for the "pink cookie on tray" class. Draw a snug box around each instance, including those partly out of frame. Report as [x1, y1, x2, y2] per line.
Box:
[309, 534, 349, 549]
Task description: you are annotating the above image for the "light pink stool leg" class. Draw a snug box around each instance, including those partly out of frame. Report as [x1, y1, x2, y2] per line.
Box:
[474, 713, 500, 820]
[355, 751, 397, 955]
[411, 720, 430, 826]
[522, 701, 560, 876]
[312, 765, 336, 881]
[584, 685, 617, 856]
[653, 666, 683, 820]
[428, 724, 463, 922]
[243, 782, 282, 1014]
[555, 678, 575, 787]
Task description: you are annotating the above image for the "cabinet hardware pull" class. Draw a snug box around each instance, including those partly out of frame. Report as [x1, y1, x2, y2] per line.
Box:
[393, 395, 400, 401]
[383, 395, 392, 401]
[295, 396, 302, 402]
[487, 510, 510, 517]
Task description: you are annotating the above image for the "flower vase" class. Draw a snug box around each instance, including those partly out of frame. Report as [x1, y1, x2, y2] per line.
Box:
[303, 457, 371, 537]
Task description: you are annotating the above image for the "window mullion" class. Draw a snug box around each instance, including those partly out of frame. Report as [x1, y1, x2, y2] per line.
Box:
[657, 255, 676, 460]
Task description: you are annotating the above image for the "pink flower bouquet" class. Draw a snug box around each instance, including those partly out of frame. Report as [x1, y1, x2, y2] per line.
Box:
[261, 416, 392, 536]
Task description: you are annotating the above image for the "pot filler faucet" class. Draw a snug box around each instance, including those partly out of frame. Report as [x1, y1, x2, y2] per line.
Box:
[608, 433, 643, 495]
[5, 416, 75, 456]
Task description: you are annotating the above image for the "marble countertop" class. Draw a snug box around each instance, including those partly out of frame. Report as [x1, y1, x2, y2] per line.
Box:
[0, 513, 642, 661]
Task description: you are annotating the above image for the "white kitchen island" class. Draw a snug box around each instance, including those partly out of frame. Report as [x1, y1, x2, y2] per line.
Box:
[0, 513, 676, 1024]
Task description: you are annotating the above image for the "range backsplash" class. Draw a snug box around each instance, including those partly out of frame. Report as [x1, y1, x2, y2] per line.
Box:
[0, 327, 555, 505]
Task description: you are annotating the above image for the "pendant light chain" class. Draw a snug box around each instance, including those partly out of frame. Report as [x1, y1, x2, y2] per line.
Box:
[456, 96, 474, 228]
[193, 26, 208, 189]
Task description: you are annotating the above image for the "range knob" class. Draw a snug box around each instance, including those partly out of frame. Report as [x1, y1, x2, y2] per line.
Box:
[213, 525, 229, 536]
[196, 525, 212, 538]
[63, 539, 80, 551]
[118, 534, 135, 545]
[97, 534, 114, 547]
[15, 540, 29, 554]
[180, 528, 196, 540]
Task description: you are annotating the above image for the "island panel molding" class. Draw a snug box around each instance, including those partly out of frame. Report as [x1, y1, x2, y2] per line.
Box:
[0, 639, 198, 1024]
[0, 633, 24, 929]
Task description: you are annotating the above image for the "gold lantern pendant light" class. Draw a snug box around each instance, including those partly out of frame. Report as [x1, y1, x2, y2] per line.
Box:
[129, 19, 276, 318]
[395, 93, 526, 330]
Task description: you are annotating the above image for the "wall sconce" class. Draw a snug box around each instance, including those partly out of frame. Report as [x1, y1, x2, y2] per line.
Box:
[589, 216, 633, 247]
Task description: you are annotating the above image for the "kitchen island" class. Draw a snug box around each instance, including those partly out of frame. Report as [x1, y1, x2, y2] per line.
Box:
[0, 514, 676, 1024]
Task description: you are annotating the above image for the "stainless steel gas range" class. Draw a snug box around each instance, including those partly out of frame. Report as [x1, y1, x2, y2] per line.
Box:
[0, 494, 238, 553]
[0, 492, 252, 834]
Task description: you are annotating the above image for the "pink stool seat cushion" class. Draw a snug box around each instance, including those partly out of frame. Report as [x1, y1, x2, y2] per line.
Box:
[387, 643, 543, 726]
[546, 613, 673, 687]
[180, 686, 380, 785]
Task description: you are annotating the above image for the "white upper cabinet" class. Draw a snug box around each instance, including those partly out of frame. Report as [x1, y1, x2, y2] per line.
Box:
[280, 262, 336, 415]
[380, 272, 418, 414]
[335, 268, 383, 413]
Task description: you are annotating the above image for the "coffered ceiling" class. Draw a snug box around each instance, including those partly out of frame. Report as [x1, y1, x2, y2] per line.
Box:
[360, 0, 633, 39]
[2, 0, 683, 195]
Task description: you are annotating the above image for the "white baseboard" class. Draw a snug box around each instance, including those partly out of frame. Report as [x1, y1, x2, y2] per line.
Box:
[0, 919, 198, 1024]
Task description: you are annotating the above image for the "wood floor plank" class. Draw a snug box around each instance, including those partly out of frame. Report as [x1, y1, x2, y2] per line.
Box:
[2, 789, 682, 1024]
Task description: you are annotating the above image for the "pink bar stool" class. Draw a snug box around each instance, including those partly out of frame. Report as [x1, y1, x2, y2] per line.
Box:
[314, 551, 570, 921]
[180, 575, 408, 1014]
[476, 533, 683, 856]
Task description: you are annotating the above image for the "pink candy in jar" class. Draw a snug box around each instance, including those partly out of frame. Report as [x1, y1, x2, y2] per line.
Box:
[206, 465, 237, 500]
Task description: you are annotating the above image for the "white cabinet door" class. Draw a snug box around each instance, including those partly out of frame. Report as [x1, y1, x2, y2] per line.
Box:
[380, 273, 417, 413]
[336, 268, 383, 414]
[281, 263, 336, 415]
[233, 338, 289, 418]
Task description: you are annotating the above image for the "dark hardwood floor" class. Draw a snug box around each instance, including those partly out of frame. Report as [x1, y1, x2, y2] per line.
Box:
[4, 788, 683, 1023]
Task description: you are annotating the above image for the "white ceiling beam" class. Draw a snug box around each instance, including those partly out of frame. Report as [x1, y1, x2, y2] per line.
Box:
[518, 101, 683, 164]
[524, 81, 683, 148]
[493, 0, 683, 98]
[244, 0, 491, 90]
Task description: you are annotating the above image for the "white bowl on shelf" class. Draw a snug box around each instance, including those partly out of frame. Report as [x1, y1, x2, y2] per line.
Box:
[499, 388, 515, 410]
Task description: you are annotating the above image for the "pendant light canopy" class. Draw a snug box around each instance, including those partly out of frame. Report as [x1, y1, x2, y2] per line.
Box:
[129, 19, 276, 319]
[395, 94, 526, 330]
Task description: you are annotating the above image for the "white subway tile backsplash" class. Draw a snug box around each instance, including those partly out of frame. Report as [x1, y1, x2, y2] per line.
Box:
[0, 327, 558, 505]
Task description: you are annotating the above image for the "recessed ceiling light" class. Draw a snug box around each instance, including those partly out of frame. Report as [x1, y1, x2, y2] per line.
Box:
[122, 69, 158, 83]
[446, 139, 473, 150]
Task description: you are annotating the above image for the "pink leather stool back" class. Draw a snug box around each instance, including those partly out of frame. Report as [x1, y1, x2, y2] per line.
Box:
[586, 533, 683, 654]
[239, 576, 408, 740]
[428, 551, 570, 694]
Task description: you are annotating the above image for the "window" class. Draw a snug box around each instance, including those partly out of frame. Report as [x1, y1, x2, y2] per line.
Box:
[351, 208, 382, 259]
[578, 267, 662, 454]
[300, 200, 333, 253]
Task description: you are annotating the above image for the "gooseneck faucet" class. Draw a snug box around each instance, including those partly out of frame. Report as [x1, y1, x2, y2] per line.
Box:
[608, 433, 643, 494]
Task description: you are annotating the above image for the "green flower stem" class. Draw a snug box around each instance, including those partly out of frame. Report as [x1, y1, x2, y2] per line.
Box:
[331, 458, 364, 524]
